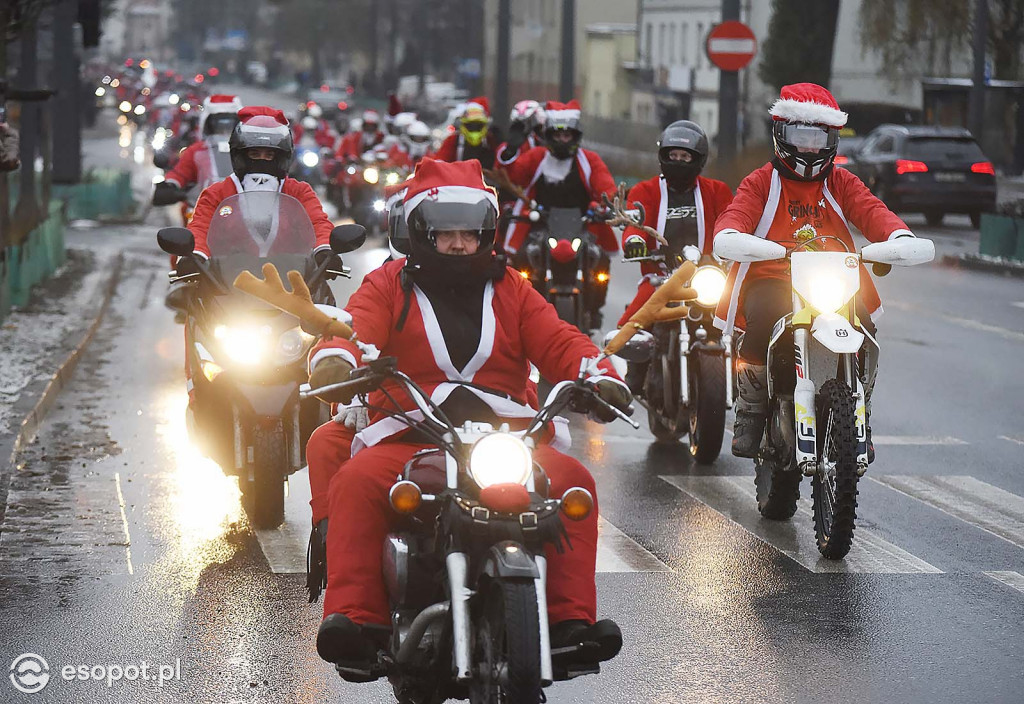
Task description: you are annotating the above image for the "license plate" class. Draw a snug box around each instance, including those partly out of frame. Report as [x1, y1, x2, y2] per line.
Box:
[934, 172, 966, 182]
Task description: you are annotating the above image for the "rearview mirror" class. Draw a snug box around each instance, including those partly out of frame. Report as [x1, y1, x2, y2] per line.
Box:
[157, 227, 195, 256]
[330, 224, 366, 254]
[601, 328, 655, 363]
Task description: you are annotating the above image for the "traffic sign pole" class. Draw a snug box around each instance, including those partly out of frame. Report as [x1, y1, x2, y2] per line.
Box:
[716, 0, 742, 162]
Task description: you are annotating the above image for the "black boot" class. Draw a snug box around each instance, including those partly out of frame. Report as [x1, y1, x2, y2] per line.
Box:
[624, 361, 649, 396]
[316, 614, 372, 664]
[732, 361, 769, 459]
[550, 619, 623, 666]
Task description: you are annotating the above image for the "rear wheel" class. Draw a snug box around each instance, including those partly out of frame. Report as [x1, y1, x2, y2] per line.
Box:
[812, 378, 860, 559]
[239, 422, 287, 528]
[755, 455, 801, 520]
[688, 352, 726, 464]
[924, 209, 945, 227]
[469, 579, 542, 704]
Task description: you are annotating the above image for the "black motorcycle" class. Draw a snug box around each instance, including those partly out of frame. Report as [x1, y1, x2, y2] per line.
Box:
[303, 356, 637, 703]
[515, 205, 611, 333]
[157, 191, 364, 527]
[609, 246, 732, 464]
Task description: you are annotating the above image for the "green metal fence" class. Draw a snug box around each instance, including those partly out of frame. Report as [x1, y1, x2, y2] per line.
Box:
[0, 200, 66, 319]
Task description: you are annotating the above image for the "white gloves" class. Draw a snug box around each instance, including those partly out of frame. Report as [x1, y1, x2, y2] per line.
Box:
[333, 404, 369, 432]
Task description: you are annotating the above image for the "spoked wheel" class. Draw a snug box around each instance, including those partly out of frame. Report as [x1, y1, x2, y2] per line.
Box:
[754, 455, 801, 520]
[688, 352, 726, 464]
[469, 579, 542, 704]
[812, 378, 860, 559]
[239, 422, 287, 529]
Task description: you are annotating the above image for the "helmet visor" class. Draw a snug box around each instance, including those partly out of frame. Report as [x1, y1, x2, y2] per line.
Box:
[779, 123, 838, 153]
[461, 120, 488, 133]
[414, 200, 496, 236]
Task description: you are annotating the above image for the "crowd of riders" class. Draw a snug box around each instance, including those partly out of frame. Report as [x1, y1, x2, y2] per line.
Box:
[141, 72, 922, 692]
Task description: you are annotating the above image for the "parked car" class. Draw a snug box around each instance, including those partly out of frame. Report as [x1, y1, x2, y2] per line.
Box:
[844, 125, 996, 227]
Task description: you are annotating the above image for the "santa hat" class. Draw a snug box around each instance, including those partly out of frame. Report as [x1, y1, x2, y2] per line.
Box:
[544, 99, 582, 123]
[769, 83, 847, 128]
[403, 157, 498, 221]
[202, 94, 242, 115]
[238, 106, 289, 126]
[462, 96, 491, 117]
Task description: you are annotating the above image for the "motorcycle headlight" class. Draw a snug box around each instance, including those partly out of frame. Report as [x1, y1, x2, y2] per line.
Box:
[214, 324, 272, 366]
[691, 265, 727, 307]
[806, 276, 851, 313]
[133, 104, 146, 115]
[346, 165, 357, 175]
[547, 237, 558, 249]
[275, 327, 316, 365]
[119, 101, 132, 113]
[571, 238, 582, 252]
[363, 167, 379, 184]
[95, 87, 106, 97]
[468, 434, 533, 489]
[385, 171, 400, 186]
[301, 150, 320, 168]
[372, 199, 386, 213]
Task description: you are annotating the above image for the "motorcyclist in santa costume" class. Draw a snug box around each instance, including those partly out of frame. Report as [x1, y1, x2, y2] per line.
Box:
[434, 97, 502, 169]
[496, 99, 546, 166]
[712, 83, 916, 460]
[306, 157, 631, 669]
[152, 94, 242, 207]
[177, 106, 335, 405]
[334, 109, 386, 163]
[617, 120, 733, 393]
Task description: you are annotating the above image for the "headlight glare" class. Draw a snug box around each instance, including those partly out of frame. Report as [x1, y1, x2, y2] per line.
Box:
[807, 276, 849, 313]
[469, 434, 532, 489]
[214, 324, 272, 365]
[301, 150, 320, 167]
[276, 327, 315, 364]
[691, 266, 727, 306]
[363, 167, 379, 184]
[385, 171, 400, 185]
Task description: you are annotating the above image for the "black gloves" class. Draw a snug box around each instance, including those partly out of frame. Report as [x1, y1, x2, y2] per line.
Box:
[174, 256, 199, 277]
[623, 235, 648, 259]
[309, 357, 355, 404]
[589, 378, 633, 423]
[152, 181, 188, 206]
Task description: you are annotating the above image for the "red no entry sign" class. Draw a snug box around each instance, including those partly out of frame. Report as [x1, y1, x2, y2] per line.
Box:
[706, 20, 757, 71]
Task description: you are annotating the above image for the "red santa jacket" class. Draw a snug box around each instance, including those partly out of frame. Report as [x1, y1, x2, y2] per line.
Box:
[623, 174, 733, 279]
[335, 130, 385, 162]
[309, 259, 622, 455]
[501, 146, 618, 253]
[434, 132, 502, 164]
[712, 163, 913, 333]
[163, 139, 231, 191]
[188, 173, 334, 257]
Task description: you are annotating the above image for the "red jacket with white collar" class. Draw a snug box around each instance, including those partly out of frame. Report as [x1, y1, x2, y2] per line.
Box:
[187, 174, 334, 257]
[712, 162, 913, 333]
[501, 146, 618, 253]
[309, 259, 622, 455]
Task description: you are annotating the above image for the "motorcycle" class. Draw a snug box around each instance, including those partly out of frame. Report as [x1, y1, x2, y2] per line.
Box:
[291, 137, 331, 187]
[714, 231, 934, 557]
[334, 148, 409, 232]
[514, 204, 611, 333]
[156, 190, 365, 527]
[301, 355, 638, 702]
[609, 244, 731, 463]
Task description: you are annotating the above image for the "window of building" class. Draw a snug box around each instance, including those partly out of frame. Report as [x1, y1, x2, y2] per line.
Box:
[669, 24, 676, 64]
[659, 23, 666, 66]
[645, 23, 653, 67]
[681, 23, 688, 66]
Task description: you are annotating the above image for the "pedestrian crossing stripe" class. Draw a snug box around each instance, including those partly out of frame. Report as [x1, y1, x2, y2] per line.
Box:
[985, 571, 1024, 595]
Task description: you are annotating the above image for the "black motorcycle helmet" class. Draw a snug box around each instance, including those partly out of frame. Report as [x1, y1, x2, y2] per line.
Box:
[772, 120, 839, 180]
[658, 120, 708, 191]
[387, 195, 410, 258]
[406, 198, 498, 284]
[228, 106, 294, 180]
[544, 100, 583, 160]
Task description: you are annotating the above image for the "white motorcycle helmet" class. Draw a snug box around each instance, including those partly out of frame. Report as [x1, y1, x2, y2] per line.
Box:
[392, 111, 417, 136]
[301, 115, 319, 131]
[402, 120, 432, 159]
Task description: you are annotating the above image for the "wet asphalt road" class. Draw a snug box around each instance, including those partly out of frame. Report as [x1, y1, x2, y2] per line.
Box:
[1, 119, 1023, 701]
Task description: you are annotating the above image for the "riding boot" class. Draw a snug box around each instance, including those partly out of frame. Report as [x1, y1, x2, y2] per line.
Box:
[625, 361, 649, 396]
[732, 360, 769, 458]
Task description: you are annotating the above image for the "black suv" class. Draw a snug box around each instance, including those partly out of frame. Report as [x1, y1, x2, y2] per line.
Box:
[844, 125, 996, 227]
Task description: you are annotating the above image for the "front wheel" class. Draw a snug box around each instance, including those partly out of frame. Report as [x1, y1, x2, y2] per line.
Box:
[755, 455, 800, 520]
[688, 352, 727, 464]
[469, 579, 542, 704]
[812, 378, 860, 559]
[553, 295, 580, 328]
[239, 421, 287, 528]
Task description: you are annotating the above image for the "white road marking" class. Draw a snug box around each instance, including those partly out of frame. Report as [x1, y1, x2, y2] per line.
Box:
[872, 435, 968, 446]
[114, 472, 134, 575]
[660, 475, 941, 574]
[1011, 302, 1024, 310]
[985, 571, 1024, 595]
[869, 475, 1024, 550]
[256, 468, 671, 574]
[998, 435, 1024, 446]
[886, 301, 1024, 343]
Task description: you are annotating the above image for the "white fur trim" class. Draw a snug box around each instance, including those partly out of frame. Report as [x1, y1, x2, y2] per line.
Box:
[546, 109, 581, 122]
[313, 304, 352, 324]
[887, 229, 915, 240]
[310, 347, 357, 370]
[694, 179, 706, 251]
[769, 98, 848, 127]
[404, 185, 499, 221]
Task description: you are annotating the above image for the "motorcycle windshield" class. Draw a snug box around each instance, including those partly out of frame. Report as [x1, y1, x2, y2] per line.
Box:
[206, 192, 316, 258]
[545, 208, 584, 238]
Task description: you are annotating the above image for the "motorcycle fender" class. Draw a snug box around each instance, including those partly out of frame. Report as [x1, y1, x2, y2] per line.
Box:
[479, 541, 540, 580]
[811, 312, 864, 354]
[233, 383, 299, 417]
[689, 341, 724, 356]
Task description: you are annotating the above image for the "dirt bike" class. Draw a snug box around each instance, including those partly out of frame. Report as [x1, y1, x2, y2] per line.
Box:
[157, 191, 364, 528]
[301, 355, 637, 702]
[714, 231, 934, 558]
[610, 244, 731, 463]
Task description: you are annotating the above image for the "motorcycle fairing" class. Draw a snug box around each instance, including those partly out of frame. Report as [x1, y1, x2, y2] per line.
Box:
[811, 311, 865, 354]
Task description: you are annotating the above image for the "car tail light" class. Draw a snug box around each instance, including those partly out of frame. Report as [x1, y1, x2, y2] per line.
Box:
[895, 159, 928, 175]
[834, 155, 849, 165]
[971, 161, 995, 175]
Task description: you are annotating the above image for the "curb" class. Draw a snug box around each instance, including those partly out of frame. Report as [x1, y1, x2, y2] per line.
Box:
[0, 253, 124, 520]
[941, 253, 1024, 278]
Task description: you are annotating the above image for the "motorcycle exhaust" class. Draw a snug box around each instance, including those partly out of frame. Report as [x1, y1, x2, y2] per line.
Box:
[395, 601, 451, 664]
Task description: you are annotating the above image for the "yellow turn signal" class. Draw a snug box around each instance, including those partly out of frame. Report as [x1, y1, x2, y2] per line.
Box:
[389, 480, 423, 515]
[560, 487, 594, 521]
[596, 272, 609, 283]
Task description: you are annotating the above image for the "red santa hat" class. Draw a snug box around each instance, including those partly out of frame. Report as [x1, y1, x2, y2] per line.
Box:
[462, 96, 491, 117]
[544, 99, 582, 123]
[202, 93, 242, 115]
[769, 83, 847, 128]
[403, 157, 498, 221]
[237, 106, 289, 127]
